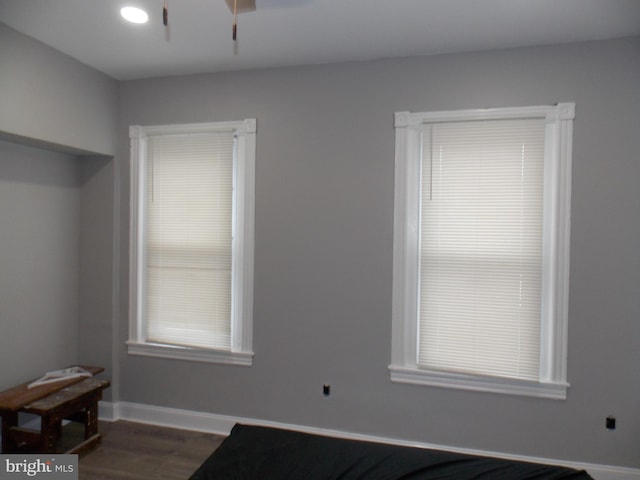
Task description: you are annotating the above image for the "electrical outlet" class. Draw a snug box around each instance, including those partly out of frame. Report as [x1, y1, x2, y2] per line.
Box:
[606, 416, 616, 430]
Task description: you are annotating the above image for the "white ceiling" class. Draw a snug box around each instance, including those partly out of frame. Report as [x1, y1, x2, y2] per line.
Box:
[2, 0, 640, 81]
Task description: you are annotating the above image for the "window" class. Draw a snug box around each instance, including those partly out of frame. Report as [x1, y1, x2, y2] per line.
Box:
[390, 104, 574, 399]
[128, 119, 256, 366]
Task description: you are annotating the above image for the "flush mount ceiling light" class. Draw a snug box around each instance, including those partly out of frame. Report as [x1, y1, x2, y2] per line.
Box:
[121, 6, 149, 24]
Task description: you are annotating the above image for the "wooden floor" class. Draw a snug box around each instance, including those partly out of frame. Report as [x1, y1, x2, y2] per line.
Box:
[78, 421, 225, 479]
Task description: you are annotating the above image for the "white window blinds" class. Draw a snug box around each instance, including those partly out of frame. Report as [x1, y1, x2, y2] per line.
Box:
[418, 118, 545, 381]
[144, 131, 234, 350]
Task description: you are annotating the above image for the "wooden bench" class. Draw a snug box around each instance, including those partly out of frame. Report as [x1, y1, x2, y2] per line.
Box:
[0, 366, 110, 455]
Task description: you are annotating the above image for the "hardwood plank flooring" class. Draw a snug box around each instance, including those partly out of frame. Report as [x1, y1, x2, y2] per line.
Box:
[79, 421, 225, 479]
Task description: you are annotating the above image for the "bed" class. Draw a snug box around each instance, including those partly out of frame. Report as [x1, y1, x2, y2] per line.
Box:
[190, 424, 594, 479]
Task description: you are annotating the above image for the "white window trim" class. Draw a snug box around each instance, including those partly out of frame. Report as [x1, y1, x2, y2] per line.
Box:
[389, 104, 574, 399]
[127, 119, 256, 366]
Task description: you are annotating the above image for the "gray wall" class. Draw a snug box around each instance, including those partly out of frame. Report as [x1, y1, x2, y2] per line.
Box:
[0, 139, 80, 389]
[0, 144, 115, 399]
[0, 23, 117, 395]
[78, 156, 116, 401]
[0, 23, 117, 156]
[117, 37, 640, 468]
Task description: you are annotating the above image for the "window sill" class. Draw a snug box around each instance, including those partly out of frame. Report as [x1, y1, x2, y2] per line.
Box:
[389, 365, 568, 400]
[127, 341, 253, 366]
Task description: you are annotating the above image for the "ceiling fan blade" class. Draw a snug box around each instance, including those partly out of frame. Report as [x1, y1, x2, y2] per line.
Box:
[225, 0, 256, 13]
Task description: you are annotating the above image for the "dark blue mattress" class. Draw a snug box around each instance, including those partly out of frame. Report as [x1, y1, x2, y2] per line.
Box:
[190, 424, 594, 480]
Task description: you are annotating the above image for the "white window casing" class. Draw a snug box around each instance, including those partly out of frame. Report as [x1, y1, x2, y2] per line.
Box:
[128, 119, 256, 366]
[390, 104, 574, 399]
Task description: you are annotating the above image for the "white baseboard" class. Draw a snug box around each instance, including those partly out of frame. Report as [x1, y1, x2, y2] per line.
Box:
[97, 401, 640, 480]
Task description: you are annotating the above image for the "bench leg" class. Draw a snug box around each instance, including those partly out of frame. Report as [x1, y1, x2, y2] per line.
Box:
[40, 415, 59, 453]
[1, 411, 18, 453]
[85, 402, 99, 440]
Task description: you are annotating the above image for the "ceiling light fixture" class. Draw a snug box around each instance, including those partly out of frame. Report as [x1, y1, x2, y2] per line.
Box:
[121, 6, 149, 24]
